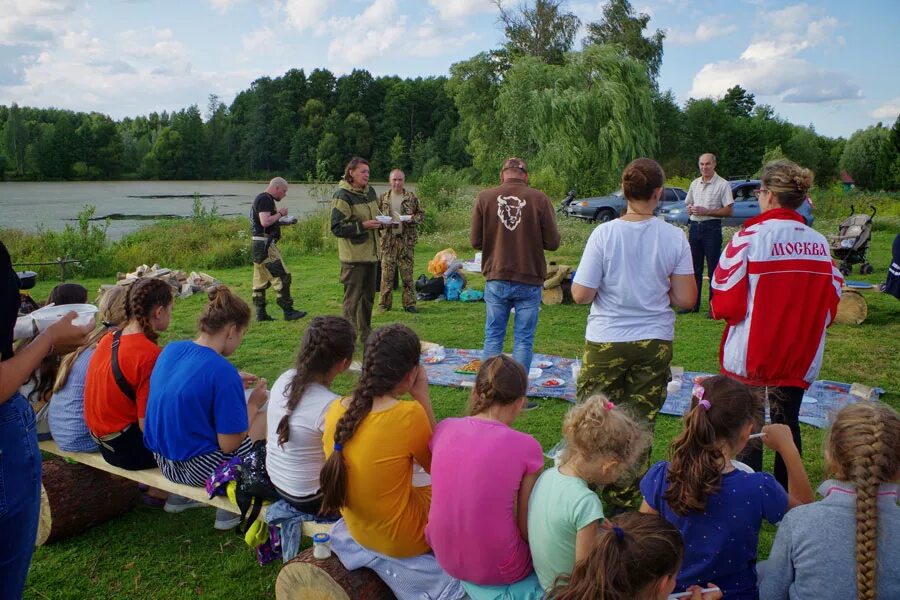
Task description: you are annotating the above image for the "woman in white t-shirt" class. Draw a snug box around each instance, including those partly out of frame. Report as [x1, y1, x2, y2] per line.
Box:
[570, 157, 697, 513]
[266, 316, 355, 514]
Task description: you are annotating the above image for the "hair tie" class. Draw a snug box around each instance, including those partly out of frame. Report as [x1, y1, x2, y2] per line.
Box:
[692, 382, 706, 401]
[698, 399, 711, 411]
[613, 526, 625, 543]
[604, 401, 615, 411]
[333, 442, 343, 452]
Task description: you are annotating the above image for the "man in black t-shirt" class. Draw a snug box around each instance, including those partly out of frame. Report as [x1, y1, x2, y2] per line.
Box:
[250, 177, 306, 321]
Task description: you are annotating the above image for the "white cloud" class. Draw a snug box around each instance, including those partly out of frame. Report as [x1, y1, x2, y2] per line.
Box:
[405, 17, 479, 57]
[870, 98, 900, 120]
[283, 0, 333, 32]
[206, 0, 244, 10]
[428, 0, 495, 21]
[323, 0, 406, 67]
[689, 5, 861, 104]
[0, 0, 83, 45]
[667, 16, 737, 45]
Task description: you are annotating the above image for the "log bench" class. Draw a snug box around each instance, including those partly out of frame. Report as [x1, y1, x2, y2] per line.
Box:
[37, 440, 332, 543]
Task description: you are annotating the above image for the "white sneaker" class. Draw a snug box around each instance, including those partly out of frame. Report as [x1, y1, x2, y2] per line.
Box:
[214, 508, 241, 531]
[163, 495, 205, 513]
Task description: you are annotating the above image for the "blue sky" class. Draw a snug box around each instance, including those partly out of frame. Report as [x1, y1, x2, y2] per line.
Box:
[1, 0, 897, 138]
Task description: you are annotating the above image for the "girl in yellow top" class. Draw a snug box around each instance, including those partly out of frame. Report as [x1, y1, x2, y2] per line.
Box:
[320, 324, 436, 558]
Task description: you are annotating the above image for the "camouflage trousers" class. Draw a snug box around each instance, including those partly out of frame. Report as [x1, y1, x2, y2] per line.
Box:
[379, 240, 416, 310]
[576, 338, 673, 513]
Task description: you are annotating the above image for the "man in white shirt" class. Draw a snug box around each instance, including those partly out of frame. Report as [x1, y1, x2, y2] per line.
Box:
[684, 153, 733, 314]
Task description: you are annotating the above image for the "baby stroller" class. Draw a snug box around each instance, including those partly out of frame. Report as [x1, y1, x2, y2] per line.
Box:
[828, 205, 876, 276]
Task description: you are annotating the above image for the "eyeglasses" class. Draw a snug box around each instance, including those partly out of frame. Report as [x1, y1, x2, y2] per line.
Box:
[753, 188, 769, 199]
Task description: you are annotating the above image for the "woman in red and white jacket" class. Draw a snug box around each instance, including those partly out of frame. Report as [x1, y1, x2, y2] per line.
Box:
[711, 159, 842, 490]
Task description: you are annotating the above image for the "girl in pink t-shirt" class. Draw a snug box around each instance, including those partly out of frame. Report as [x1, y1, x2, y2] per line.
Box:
[426, 355, 545, 598]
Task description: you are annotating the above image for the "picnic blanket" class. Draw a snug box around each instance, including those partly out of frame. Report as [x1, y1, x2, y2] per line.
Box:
[421, 349, 884, 429]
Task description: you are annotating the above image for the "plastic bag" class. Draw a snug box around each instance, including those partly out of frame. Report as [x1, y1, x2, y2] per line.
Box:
[428, 248, 458, 276]
[459, 289, 484, 302]
[444, 271, 465, 301]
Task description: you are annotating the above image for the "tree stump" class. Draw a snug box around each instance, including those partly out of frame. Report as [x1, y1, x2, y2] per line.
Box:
[275, 548, 396, 600]
[835, 289, 868, 325]
[36, 459, 140, 546]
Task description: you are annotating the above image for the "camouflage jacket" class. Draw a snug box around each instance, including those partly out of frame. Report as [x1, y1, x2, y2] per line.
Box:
[378, 188, 425, 248]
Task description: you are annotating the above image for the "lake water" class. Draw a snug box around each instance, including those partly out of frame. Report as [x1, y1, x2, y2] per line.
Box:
[0, 180, 401, 240]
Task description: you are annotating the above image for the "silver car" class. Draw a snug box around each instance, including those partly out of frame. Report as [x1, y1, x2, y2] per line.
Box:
[659, 179, 814, 227]
[565, 187, 687, 223]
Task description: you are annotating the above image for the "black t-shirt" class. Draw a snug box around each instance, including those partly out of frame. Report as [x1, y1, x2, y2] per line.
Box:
[250, 192, 281, 240]
[1, 241, 21, 361]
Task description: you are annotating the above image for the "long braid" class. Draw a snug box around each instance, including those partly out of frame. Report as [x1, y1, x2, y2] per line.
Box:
[468, 355, 526, 416]
[828, 402, 900, 600]
[126, 278, 173, 343]
[277, 316, 355, 448]
[318, 324, 420, 515]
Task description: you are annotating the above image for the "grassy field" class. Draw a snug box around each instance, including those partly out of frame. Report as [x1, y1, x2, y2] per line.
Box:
[19, 203, 900, 599]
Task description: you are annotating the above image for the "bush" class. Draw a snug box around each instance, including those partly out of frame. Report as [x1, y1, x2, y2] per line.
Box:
[37, 205, 115, 277]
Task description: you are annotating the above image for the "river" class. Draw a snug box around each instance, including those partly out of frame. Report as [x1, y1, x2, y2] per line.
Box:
[0, 180, 401, 240]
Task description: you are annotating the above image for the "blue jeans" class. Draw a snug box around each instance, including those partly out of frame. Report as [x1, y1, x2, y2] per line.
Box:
[483, 280, 542, 370]
[0, 392, 42, 600]
[688, 220, 723, 311]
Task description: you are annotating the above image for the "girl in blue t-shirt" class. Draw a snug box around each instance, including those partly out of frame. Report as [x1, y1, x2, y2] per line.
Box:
[144, 286, 267, 490]
[640, 375, 814, 599]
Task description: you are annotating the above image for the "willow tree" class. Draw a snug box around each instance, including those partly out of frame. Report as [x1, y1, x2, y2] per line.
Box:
[496, 44, 657, 194]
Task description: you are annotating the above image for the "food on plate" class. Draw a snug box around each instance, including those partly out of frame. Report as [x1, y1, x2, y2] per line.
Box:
[535, 360, 553, 369]
[423, 355, 444, 364]
[542, 379, 563, 387]
[457, 359, 482, 373]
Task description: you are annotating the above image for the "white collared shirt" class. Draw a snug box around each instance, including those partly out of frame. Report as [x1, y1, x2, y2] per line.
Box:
[685, 173, 734, 222]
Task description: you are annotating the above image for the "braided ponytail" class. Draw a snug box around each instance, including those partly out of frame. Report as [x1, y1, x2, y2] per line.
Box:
[547, 512, 683, 600]
[827, 402, 900, 600]
[318, 324, 421, 515]
[468, 354, 527, 416]
[125, 278, 173, 343]
[277, 316, 355, 448]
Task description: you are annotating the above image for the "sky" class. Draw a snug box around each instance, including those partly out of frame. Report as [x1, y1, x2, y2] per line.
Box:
[1, 0, 897, 139]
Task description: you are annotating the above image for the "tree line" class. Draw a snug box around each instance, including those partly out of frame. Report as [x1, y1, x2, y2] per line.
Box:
[1, 0, 897, 193]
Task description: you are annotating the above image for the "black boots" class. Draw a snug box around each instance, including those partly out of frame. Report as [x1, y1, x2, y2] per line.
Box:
[256, 307, 275, 322]
[282, 308, 307, 321]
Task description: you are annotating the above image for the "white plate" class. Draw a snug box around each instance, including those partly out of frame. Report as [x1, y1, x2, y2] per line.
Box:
[538, 378, 566, 388]
[30, 303, 98, 331]
[801, 395, 818, 404]
[422, 355, 445, 365]
[534, 360, 553, 369]
[375, 215, 393, 225]
[528, 367, 543, 380]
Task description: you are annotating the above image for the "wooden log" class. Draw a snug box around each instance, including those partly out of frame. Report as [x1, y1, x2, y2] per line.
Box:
[36, 459, 140, 545]
[835, 289, 868, 325]
[275, 548, 396, 600]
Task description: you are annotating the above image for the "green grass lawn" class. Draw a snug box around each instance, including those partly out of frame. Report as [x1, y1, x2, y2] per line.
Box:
[23, 218, 900, 600]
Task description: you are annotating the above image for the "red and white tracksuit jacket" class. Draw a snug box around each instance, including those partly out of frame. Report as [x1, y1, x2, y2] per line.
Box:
[711, 208, 843, 389]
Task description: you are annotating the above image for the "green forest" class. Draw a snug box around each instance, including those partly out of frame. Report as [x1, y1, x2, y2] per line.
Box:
[1, 0, 898, 195]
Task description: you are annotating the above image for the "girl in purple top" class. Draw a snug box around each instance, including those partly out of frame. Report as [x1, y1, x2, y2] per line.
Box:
[640, 375, 814, 599]
[426, 355, 544, 598]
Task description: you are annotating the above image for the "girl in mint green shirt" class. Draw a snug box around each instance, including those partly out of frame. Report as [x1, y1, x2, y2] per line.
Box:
[528, 396, 650, 590]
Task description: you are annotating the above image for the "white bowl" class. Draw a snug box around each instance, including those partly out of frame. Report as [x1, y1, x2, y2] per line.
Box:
[528, 367, 543, 380]
[375, 215, 393, 225]
[399, 215, 412, 222]
[30, 303, 99, 332]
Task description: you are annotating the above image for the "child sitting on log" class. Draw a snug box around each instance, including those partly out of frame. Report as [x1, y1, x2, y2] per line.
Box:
[266, 316, 355, 515]
[528, 395, 650, 592]
[426, 354, 545, 599]
[143, 285, 267, 529]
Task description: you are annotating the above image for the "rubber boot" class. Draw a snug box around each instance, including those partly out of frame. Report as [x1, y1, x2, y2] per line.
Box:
[276, 275, 306, 321]
[253, 292, 274, 322]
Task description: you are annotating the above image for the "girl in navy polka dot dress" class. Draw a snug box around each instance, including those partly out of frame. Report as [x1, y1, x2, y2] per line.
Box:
[639, 375, 814, 599]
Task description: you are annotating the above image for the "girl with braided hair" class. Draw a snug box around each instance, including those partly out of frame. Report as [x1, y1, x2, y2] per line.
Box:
[760, 402, 900, 599]
[547, 512, 721, 600]
[426, 354, 545, 598]
[265, 316, 355, 514]
[84, 277, 174, 471]
[529, 394, 651, 591]
[640, 375, 814, 599]
[320, 323, 436, 558]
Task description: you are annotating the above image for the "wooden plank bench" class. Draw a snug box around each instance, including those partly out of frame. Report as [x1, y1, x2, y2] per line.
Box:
[38, 440, 332, 541]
